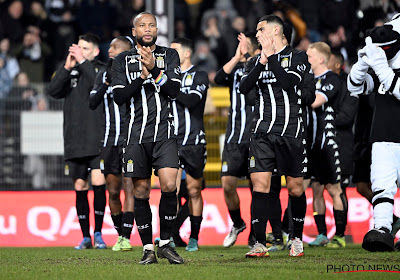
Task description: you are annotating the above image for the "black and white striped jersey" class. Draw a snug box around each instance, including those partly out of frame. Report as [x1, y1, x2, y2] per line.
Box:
[240, 46, 308, 138]
[214, 63, 253, 144]
[172, 65, 209, 146]
[311, 70, 342, 149]
[111, 45, 181, 144]
[90, 68, 126, 147]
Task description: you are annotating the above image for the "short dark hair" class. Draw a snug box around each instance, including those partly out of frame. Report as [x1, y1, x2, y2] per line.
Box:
[79, 33, 100, 47]
[133, 12, 157, 27]
[258, 15, 284, 28]
[331, 51, 344, 67]
[171, 37, 194, 53]
[283, 22, 293, 45]
[116, 36, 134, 48]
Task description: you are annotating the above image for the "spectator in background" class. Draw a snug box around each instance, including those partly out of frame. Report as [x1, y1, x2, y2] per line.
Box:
[0, 56, 12, 98]
[0, 38, 20, 81]
[233, 0, 273, 35]
[192, 40, 218, 84]
[201, 15, 228, 68]
[114, 0, 145, 36]
[0, 0, 27, 47]
[11, 26, 52, 83]
[78, 0, 118, 62]
[44, 0, 79, 72]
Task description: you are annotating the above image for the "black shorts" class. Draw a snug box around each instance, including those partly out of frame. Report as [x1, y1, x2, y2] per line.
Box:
[178, 144, 206, 179]
[123, 138, 179, 178]
[249, 133, 305, 177]
[65, 155, 101, 180]
[308, 146, 341, 185]
[221, 142, 250, 178]
[352, 143, 371, 184]
[100, 145, 123, 175]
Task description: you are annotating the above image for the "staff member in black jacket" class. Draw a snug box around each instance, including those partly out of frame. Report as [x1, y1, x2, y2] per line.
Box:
[47, 33, 107, 250]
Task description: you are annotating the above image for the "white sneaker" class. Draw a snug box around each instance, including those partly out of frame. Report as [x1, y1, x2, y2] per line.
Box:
[289, 237, 304, 257]
[245, 242, 269, 258]
[223, 223, 246, 248]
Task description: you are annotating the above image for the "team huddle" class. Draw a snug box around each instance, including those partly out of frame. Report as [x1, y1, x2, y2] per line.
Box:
[47, 11, 400, 264]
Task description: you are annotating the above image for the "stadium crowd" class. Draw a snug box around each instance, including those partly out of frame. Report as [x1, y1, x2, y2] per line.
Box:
[1, 0, 400, 263]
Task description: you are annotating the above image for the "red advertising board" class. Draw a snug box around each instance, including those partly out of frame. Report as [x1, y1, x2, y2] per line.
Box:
[0, 188, 399, 247]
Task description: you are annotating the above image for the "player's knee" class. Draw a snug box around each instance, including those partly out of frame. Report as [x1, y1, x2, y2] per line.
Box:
[161, 181, 177, 193]
[109, 191, 120, 202]
[187, 185, 202, 199]
[288, 187, 303, 197]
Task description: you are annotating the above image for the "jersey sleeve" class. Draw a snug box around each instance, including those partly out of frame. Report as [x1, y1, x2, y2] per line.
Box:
[239, 56, 261, 95]
[89, 68, 106, 110]
[299, 63, 316, 106]
[316, 74, 342, 102]
[176, 71, 209, 109]
[111, 52, 145, 105]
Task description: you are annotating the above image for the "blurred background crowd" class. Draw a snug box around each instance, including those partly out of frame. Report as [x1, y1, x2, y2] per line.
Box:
[0, 0, 399, 190]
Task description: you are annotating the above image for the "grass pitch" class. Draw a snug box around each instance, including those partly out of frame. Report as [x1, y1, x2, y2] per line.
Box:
[0, 245, 399, 280]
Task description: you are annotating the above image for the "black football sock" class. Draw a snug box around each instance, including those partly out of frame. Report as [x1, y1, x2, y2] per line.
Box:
[134, 196, 153, 245]
[111, 212, 123, 235]
[190, 215, 203, 240]
[290, 192, 306, 240]
[228, 208, 245, 228]
[282, 207, 289, 233]
[93, 184, 106, 233]
[121, 211, 135, 239]
[340, 192, 348, 231]
[334, 209, 346, 237]
[267, 191, 283, 241]
[314, 214, 327, 236]
[251, 191, 269, 246]
[76, 190, 90, 238]
[173, 200, 189, 236]
[159, 190, 177, 240]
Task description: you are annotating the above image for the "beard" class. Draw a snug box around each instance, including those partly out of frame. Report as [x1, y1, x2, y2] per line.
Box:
[136, 35, 157, 47]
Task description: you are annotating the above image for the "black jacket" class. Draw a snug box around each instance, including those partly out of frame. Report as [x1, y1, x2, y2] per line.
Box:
[47, 59, 105, 160]
[335, 70, 358, 176]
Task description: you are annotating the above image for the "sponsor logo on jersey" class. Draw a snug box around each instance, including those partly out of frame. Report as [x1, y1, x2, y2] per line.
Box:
[127, 55, 139, 64]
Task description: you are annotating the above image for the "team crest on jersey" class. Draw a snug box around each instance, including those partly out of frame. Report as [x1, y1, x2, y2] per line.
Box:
[222, 161, 228, 172]
[64, 165, 69, 176]
[250, 156, 256, 168]
[281, 58, 289, 68]
[127, 159, 134, 173]
[185, 74, 193, 86]
[316, 79, 322, 90]
[156, 56, 165, 68]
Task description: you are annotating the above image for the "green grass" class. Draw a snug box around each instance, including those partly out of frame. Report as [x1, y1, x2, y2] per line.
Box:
[0, 245, 399, 280]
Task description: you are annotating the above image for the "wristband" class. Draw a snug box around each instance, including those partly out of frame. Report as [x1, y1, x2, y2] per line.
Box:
[244, 53, 251, 60]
